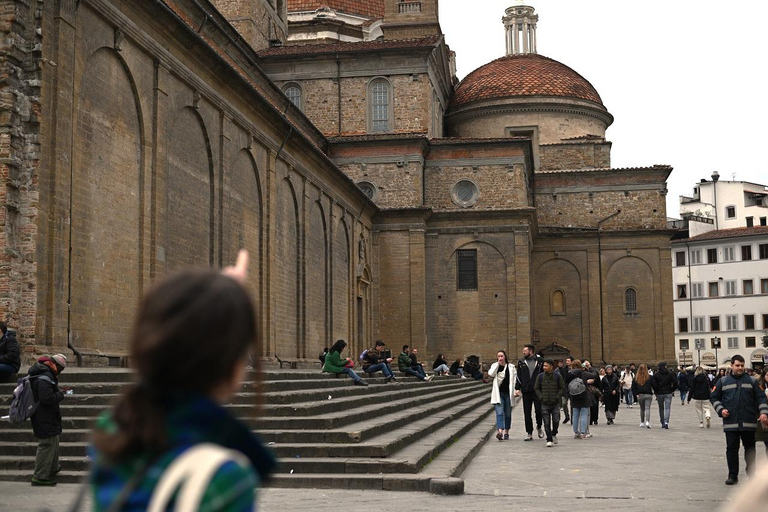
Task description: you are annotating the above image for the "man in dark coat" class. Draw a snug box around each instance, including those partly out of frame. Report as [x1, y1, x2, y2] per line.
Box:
[651, 361, 678, 429]
[29, 354, 67, 486]
[711, 355, 768, 485]
[0, 322, 21, 380]
[516, 344, 544, 441]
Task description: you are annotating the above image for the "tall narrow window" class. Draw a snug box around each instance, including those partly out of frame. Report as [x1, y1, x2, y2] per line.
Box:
[675, 252, 686, 266]
[456, 249, 477, 291]
[551, 289, 565, 315]
[677, 284, 687, 299]
[746, 337, 756, 348]
[762, 279, 768, 294]
[707, 248, 718, 263]
[369, 79, 391, 132]
[691, 283, 703, 298]
[678, 318, 688, 333]
[710, 316, 720, 331]
[624, 288, 637, 313]
[725, 206, 736, 219]
[743, 280, 754, 295]
[723, 247, 735, 262]
[742, 245, 752, 261]
[709, 281, 719, 297]
[692, 317, 705, 332]
[724, 280, 737, 296]
[283, 83, 302, 110]
[690, 250, 702, 265]
[760, 244, 768, 259]
[726, 315, 738, 331]
[745, 315, 755, 330]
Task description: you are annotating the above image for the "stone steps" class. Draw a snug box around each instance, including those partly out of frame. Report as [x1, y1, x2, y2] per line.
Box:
[0, 368, 492, 493]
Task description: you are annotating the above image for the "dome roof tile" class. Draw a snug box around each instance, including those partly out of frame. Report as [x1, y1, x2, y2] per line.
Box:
[450, 54, 604, 110]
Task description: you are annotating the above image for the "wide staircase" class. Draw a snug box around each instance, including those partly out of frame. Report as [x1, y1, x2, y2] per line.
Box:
[0, 368, 493, 493]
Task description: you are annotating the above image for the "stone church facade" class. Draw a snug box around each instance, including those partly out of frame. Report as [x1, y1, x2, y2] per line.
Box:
[0, 0, 674, 366]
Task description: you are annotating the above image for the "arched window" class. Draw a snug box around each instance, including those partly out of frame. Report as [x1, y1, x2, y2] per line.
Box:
[283, 83, 302, 110]
[369, 78, 391, 132]
[624, 287, 638, 313]
[550, 289, 565, 315]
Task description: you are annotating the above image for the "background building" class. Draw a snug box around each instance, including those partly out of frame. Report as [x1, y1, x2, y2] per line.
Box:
[0, 0, 675, 366]
[672, 177, 768, 369]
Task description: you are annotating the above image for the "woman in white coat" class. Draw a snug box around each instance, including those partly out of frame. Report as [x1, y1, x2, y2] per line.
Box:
[488, 350, 518, 441]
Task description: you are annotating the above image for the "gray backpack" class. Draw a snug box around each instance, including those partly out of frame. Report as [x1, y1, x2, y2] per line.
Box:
[9, 374, 53, 423]
[568, 376, 587, 398]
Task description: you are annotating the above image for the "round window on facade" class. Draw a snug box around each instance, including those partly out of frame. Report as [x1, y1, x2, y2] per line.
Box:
[451, 179, 479, 208]
[357, 181, 377, 201]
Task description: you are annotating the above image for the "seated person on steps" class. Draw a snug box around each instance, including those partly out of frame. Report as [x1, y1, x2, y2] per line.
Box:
[322, 339, 368, 386]
[362, 340, 396, 382]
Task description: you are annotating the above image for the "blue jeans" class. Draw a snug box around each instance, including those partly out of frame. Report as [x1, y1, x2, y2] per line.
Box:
[679, 390, 688, 403]
[402, 368, 425, 381]
[0, 363, 17, 377]
[365, 363, 393, 378]
[657, 394, 672, 425]
[623, 389, 634, 405]
[434, 364, 449, 374]
[341, 367, 362, 382]
[494, 394, 512, 430]
[572, 407, 589, 435]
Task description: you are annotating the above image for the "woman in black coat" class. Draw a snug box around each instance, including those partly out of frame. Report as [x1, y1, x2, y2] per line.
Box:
[601, 365, 620, 424]
[687, 366, 713, 428]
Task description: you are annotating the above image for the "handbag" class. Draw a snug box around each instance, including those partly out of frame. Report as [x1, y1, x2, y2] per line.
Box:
[148, 443, 252, 512]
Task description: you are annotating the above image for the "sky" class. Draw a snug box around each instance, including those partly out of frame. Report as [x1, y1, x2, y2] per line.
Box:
[440, 0, 768, 217]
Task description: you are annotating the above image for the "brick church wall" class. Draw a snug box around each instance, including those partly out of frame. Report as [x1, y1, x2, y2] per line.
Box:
[24, 0, 374, 363]
[0, 0, 43, 349]
[540, 141, 611, 171]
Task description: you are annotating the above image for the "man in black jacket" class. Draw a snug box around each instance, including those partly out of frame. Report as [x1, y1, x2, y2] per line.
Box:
[516, 344, 544, 441]
[651, 361, 678, 429]
[29, 354, 67, 486]
[0, 322, 21, 381]
[711, 355, 768, 485]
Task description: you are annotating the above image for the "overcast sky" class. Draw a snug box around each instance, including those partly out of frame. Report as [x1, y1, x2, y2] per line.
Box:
[440, 0, 768, 218]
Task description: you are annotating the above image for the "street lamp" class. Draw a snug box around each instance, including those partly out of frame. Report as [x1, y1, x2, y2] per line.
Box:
[712, 337, 721, 367]
[696, 339, 703, 366]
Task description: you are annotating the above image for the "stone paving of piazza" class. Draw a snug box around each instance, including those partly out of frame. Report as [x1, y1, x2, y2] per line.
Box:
[2, 394, 763, 511]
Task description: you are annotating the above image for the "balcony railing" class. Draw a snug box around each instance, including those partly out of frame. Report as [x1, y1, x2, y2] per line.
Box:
[398, 2, 422, 14]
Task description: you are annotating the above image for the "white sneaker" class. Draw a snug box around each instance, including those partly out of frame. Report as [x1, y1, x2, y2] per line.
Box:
[639, 422, 645, 428]
[646, 421, 651, 429]
[425, 375, 434, 382]
[699, 423, 704, 428]
[706, 417, 711, 428]
[460, 375, 467, 379]
[546, 441, 553, 447]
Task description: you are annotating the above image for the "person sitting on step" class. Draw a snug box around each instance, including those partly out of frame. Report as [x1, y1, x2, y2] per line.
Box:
[450, 358, 467, 378]
[432, 354, 450, 376]
[362, 340, 396, 382]
[323, 339, 367, 386]
[398, 345, 428, 381]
